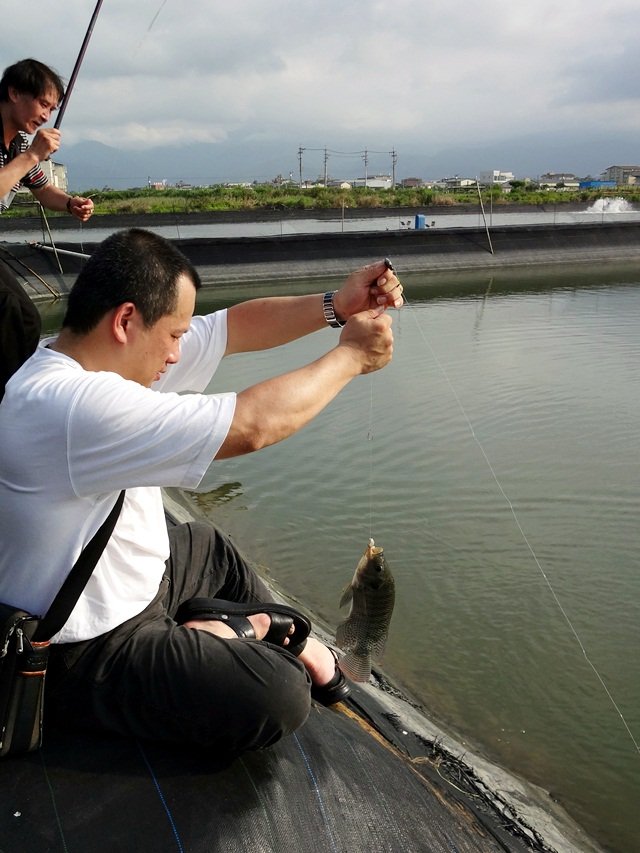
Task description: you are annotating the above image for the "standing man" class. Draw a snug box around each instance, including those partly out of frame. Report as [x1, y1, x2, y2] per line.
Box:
[0, 58, 94, 399]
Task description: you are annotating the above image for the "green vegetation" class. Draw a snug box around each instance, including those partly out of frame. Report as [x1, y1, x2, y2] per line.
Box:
[5, 183, 640, 219]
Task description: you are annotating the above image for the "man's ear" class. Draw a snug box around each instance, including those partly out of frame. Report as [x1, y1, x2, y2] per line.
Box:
[112, 303, 137, 344]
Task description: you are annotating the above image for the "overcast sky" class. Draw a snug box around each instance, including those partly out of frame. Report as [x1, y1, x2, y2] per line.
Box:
[5, 0, 640, 182]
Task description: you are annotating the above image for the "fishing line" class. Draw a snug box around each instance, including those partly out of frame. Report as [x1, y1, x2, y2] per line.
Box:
[365, 262, 395, 546]
[367, 375, 375, 542]
[401, 288, 640, 758]
[135, 0, 169, 51]
[146, 0, 168, 33]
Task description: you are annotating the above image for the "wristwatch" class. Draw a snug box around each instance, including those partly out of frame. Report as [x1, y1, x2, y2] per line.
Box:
[322, 291, 346, 328]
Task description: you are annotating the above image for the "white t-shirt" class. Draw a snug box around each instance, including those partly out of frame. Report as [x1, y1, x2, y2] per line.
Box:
[0, 310, 236, 642]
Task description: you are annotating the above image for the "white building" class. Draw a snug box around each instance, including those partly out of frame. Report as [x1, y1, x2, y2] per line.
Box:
[40, 160, 68, 192]
[438, 176, 477, 190]
[479, 169, 515, 188]
[351, 175, 393, 189]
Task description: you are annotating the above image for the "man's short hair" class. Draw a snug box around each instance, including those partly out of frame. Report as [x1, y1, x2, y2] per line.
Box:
[63, 229, 202, 334]
[0, 58, 65, 104]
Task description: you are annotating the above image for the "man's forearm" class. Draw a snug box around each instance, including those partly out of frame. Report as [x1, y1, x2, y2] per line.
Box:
[218, 306, 393, 460]
[217, 345, 360, 458]
[225, 294, 327, 354]
[31, 184, 70, 212]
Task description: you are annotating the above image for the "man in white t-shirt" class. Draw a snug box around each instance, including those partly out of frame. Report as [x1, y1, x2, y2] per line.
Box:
[0, 228, 402, 753]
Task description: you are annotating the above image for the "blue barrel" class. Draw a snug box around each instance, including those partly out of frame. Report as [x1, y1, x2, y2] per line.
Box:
[414, 213, 427, 229]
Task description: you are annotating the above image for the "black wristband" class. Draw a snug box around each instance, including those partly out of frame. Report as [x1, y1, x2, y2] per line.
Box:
[66, 196, 73, 212]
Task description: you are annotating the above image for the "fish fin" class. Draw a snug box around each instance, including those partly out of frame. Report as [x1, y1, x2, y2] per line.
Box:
[338, 584, 354, 609]
[338, 651, 372, 683]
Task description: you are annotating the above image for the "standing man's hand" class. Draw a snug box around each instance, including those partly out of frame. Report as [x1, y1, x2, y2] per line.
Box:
[29, 128, 61, 162]
[66, 195, 94, 222]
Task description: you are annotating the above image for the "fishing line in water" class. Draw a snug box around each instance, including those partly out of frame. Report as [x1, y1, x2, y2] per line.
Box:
[401, 288, 640, 758]
[367, 375, 375, 542]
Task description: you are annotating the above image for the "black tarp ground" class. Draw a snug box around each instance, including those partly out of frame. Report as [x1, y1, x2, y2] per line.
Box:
[0, 690, 535, 853]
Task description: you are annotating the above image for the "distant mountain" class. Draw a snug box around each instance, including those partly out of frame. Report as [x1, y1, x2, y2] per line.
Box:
[60, 130, 639, 192]
[60, 138, 303, 191]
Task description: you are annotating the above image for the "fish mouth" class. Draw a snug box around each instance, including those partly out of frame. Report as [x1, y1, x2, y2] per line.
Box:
[366, 543, 384, 559]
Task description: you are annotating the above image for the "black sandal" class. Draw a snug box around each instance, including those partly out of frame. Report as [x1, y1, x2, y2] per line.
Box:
[175, 597, 311, 656]
[311, 648, 351, 706]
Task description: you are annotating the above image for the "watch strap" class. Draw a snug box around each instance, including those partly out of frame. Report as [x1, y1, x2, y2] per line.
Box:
[322, 291, 346, 328]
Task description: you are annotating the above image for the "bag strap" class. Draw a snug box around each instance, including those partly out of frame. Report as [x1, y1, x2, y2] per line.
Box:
[34, 490, 126, 642]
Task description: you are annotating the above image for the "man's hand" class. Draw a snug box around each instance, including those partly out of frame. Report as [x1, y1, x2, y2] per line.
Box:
[333, 260, 404, 320]
[67, 196, 94, 222]
[29, 128, 61, 162]
[337, 307, 394, 375]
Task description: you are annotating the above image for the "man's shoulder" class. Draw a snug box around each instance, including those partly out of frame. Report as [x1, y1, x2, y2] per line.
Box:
[6, 131, 30, 156]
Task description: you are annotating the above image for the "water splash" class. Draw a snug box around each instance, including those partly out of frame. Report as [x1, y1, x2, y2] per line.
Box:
[586, 197, 634, 214]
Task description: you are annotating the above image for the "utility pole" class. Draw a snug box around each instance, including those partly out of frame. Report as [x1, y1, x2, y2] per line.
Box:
[390, 149, 397, 188]
[298, 147, 305, 188]
[363, 149, 368, 188]
[324, 147, 329, 187]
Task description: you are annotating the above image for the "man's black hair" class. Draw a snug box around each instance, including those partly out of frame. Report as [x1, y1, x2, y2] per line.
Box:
[0, 58, 65, 104]
[63, 229, 202, 334]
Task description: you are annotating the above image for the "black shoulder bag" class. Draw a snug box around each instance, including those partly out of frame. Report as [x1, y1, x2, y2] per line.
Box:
[0, 491, 125, 758]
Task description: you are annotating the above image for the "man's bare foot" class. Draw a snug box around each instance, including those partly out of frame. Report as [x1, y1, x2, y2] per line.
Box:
[297, 637, 338, 687]
[184, 612, 291, 642]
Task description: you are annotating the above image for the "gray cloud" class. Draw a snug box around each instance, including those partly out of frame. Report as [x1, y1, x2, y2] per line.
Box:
[5, 0, 639, 179]
[562, 45, 640, 104]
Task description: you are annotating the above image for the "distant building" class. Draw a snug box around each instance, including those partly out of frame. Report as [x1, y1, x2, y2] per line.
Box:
[539, 172, 578, 183]
[351, 175, 393, 189]
[401, 177, 424, 188]
[438, 176, 477, 190]
[479, 169, 515, 188]
[600, 165, 640, 186]
[42, 160, 67, 192]
[538, 172, 581, 190]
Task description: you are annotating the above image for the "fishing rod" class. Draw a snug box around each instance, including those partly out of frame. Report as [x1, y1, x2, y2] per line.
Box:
[54, 0, 105, 130]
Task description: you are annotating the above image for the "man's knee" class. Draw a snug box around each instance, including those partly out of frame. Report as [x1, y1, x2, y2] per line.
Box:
[196, 646, 311, 752]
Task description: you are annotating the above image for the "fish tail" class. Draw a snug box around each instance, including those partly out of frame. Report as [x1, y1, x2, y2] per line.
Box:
[338, 650, 372, 683]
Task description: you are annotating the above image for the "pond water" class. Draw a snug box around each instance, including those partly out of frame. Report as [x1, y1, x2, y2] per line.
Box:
[189, 265, 639, 853]
[38, 261, 640, 853]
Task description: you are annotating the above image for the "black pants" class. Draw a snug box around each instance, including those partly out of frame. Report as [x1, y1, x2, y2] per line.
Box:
[0, 259, 41, 401]
[46, 522, 311, 753]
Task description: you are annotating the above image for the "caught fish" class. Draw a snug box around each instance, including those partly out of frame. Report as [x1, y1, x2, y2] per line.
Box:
[336, 538, 395, 682]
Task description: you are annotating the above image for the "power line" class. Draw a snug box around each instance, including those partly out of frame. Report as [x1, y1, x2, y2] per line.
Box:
[297, 146, 398, 187]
